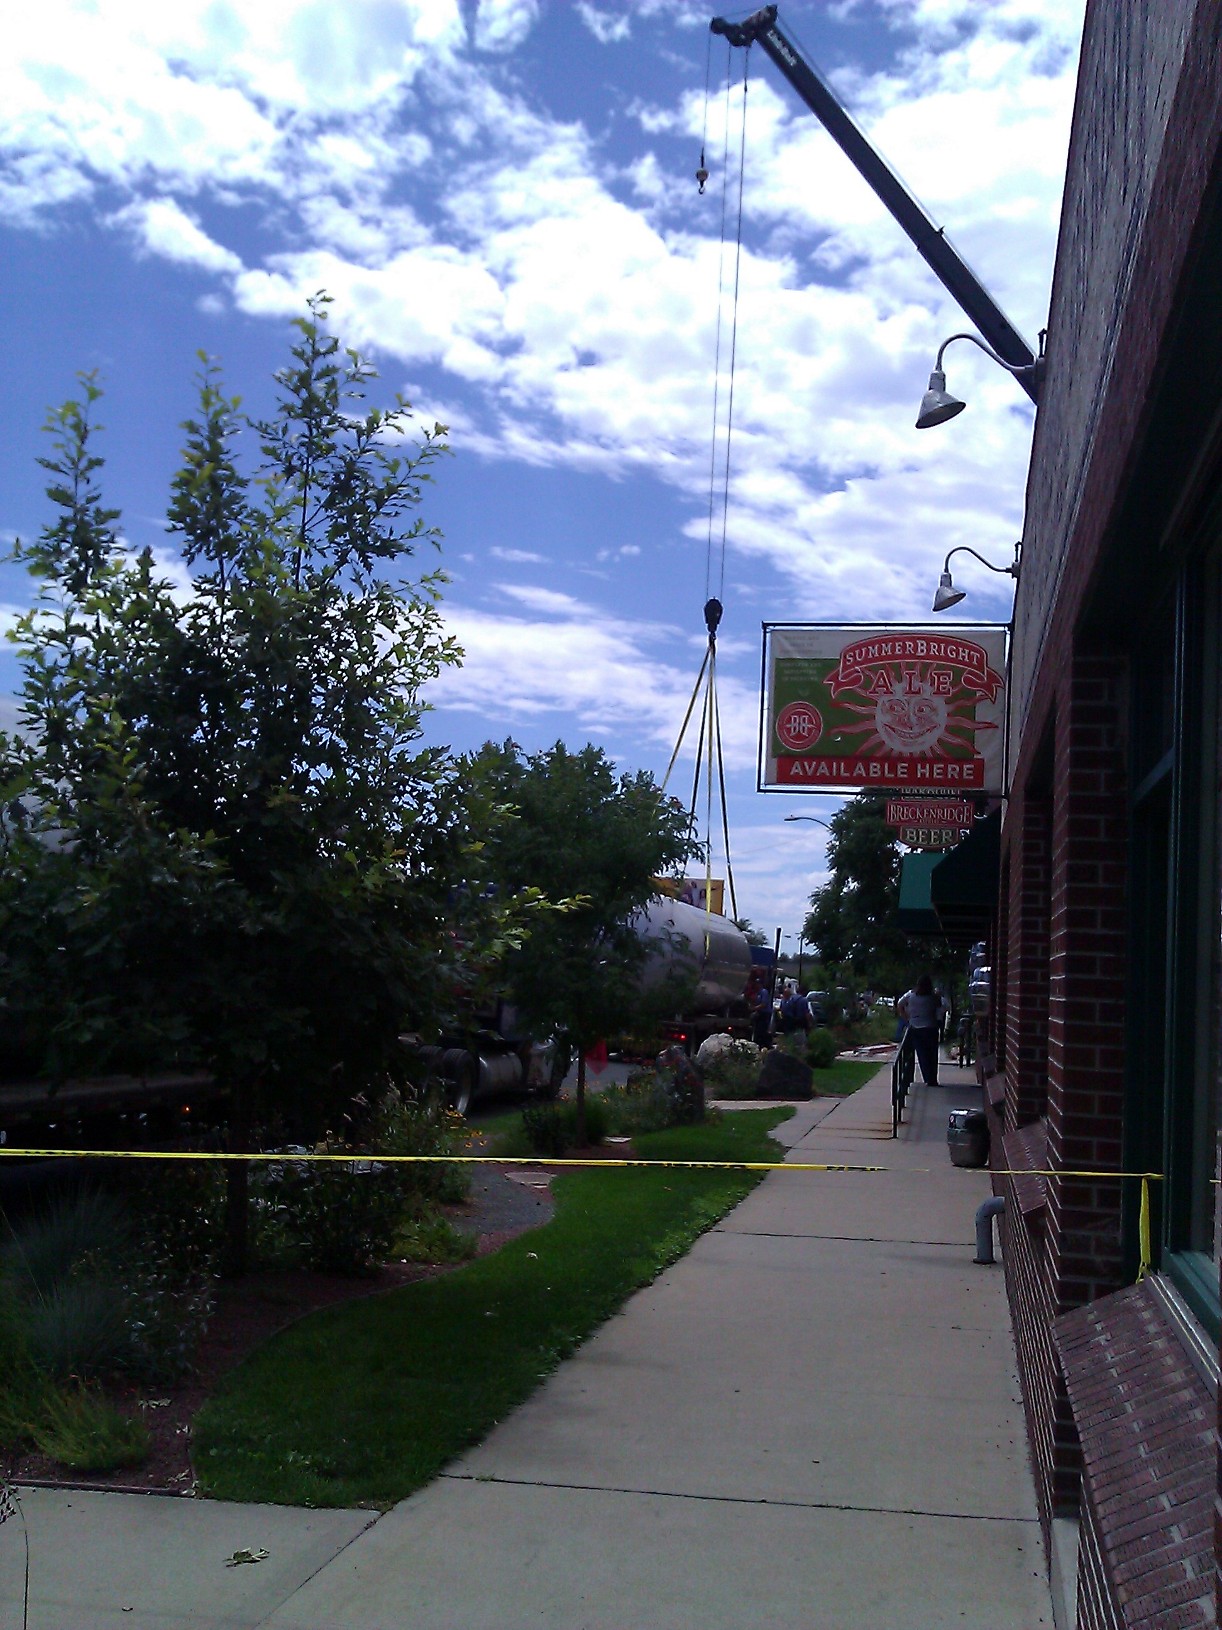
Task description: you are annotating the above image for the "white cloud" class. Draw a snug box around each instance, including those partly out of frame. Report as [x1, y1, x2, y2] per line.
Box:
[578, 5, 631, 45]
[490, 547, 547, 563]
[111, 198, 242, 274]
[493, 585, 593, 617]
[473, 0, 540, 53]
[431, 597, 760, 768]
[0, 1, 465, 223]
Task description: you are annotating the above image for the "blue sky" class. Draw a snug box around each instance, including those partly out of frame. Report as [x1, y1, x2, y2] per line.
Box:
[0, 0, 1082, 949]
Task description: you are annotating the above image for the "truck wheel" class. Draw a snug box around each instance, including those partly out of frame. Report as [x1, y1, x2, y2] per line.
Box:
[444, 1051, 478, 1117]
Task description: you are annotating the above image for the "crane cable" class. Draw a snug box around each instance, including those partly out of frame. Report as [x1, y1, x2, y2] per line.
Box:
[663, 41, 750, 927]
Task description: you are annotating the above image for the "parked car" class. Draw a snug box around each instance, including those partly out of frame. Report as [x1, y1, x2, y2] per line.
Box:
[804, 991, 830, 1026]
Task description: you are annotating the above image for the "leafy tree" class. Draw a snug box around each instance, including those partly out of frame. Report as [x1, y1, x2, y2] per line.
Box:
[801, 796, 955, 994]
[468, 740, 699, 1140]
[0, 297, 491, 1266]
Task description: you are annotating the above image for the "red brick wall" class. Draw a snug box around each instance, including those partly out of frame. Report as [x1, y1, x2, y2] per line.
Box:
[1046, 653, 1128, 1313]
[998, 652, 1130, 1552]
[1078, 1491, 1124, 1630]
[1002, 1179, 1081, 1535]
[1058, 1285, 1216, 1629]
[1005, 796, 1051, 1131]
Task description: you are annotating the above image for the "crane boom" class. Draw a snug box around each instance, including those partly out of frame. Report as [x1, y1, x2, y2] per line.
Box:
[710, 5, 1039, 401]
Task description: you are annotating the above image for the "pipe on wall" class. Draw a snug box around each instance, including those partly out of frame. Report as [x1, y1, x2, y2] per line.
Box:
[974, 1195, 1005, 1264]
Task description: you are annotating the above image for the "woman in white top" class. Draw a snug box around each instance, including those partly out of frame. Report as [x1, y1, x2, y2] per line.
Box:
[897, 973, 942, 1088]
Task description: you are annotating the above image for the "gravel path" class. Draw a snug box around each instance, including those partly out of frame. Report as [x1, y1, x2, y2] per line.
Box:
[452, 1162, 554, 1248]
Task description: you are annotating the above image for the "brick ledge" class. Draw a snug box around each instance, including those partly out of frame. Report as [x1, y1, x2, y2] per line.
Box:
[1053, 1282, 1215, 1630]
[1000, 1119, 1048, 1216]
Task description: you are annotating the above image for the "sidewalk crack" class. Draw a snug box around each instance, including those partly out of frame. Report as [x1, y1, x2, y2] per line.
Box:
[441, 1472, 1039, 1525]
[248, 1511, 386, 1628]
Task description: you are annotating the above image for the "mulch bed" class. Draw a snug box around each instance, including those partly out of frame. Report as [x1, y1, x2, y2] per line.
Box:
[3, 1158, 575, 1497]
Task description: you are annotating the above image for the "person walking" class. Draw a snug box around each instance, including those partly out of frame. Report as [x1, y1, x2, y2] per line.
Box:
[897, 972, 942, 1088]
[779, 984, 811, 1035]
[749, 976, 774, 1047]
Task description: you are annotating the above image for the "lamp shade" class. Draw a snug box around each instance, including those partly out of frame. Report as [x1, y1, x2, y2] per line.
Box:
[932, 571, 966, 612]
[916, 369, 966, 430]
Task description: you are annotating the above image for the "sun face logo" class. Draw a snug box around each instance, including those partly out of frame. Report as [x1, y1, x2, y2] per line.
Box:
[827, 660, 998, 762]
[875, 684, 949, 754]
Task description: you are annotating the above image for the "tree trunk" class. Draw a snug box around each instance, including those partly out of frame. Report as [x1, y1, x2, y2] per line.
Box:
[222, 1083, 252, 1277]
[575, 1048, 587, 1148]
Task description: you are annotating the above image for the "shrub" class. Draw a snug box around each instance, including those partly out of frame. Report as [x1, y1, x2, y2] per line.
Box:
[806, 1029, 839, 1068]
[0, 1279, 45, 1446]
[1, 1188, 128, 1302]
[392, 1213, 477, 1265]
[259, 1086, 474, 1276]
[2, 1172, 224, 1390]
[3, 1188, 131, 1379]
[116, 1163, 223, 1384]
[371, 1087, 470, 1207]
[30, 1382, 149, 1473]
[521, 1095, 610, 1157]
[259, 1155, 408, 1277]
[23, 1276, 130, 1380]
[600, 1069, 679, 1135]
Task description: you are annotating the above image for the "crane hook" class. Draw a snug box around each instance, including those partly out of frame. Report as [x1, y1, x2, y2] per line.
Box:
[696, 145, 709, 195]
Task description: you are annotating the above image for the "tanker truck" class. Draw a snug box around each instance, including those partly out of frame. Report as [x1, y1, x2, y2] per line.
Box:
[637, 895, 754, 1053]
[413, 896, 753, 1113]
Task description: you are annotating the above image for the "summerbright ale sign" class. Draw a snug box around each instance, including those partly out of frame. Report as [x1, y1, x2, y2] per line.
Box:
[760, 624, 1007, 797]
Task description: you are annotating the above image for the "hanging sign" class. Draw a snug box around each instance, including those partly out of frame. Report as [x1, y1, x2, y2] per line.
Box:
[897, 826, 958, 850]
[760, 624, 1007, 796]
[885, 798, 976, 831]
[655, 877, 726, 915]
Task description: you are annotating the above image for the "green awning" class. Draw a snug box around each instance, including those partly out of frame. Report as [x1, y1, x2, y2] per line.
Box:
[896, 809, 1002, 944]
[929, 808, 1001, 944]
[896, 849, 945, 935]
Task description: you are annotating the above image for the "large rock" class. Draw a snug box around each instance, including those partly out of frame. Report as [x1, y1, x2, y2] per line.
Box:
[696, 1033, 760, 1068]
[757, 1048, 815, 1100]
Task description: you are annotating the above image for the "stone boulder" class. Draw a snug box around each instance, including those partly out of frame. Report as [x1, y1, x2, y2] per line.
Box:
[696, 1033, 760, 1069]
[756, 1048, 815, 1100]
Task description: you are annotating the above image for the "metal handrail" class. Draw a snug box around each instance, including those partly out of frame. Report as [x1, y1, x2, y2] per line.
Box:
[891, 1024, 916, 1137]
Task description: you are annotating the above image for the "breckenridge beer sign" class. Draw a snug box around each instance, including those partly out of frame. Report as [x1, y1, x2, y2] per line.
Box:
[760, 623, 1007, 796]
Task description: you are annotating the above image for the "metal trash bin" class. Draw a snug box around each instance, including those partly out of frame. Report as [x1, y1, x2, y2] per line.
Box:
[947, 1107, 989, 1169]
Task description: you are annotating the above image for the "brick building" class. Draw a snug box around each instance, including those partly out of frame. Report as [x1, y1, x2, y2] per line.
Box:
[982, 1, 1222, 1625]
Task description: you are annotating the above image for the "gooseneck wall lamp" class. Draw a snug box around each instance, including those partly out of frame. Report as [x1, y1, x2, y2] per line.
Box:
[932, 543, 1022, 612]
[916, 331, 1046, 428]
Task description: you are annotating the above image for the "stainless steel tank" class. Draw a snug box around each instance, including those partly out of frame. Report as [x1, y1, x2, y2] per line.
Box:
[635, 897, 753, 1014]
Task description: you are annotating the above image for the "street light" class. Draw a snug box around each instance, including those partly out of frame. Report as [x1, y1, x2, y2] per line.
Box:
[781, 930, 807, 987]
[783, 814, 834, 831]
[932, 543, 1022, 612]
[915, 331, 1044, 428]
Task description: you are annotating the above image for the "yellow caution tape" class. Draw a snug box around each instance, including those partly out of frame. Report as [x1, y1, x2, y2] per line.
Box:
[1136, 1175, 1152, 1281]
[0, 1145, 1167, 1180]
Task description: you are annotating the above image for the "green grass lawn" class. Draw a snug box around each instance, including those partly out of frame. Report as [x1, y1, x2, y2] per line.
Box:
[193, 1106, 793, 1508]
[814, 1057, 886, 1096]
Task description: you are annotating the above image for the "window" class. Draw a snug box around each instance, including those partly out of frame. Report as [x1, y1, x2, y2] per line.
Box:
[1130, 547, 1222, 1332]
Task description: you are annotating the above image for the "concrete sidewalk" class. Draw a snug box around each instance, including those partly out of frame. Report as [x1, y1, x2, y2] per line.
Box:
[3, 1060, 1052, 1629]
